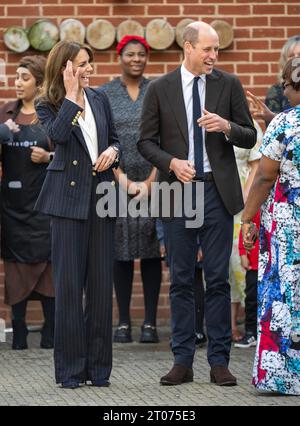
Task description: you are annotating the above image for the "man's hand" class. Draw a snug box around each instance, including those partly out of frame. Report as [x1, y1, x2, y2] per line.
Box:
[169, 158, 195, 183]
[197, 109, 230, 134]
[30, 146, 50, 163]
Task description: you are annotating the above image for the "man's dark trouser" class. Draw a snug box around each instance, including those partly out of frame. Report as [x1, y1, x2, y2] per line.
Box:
[163, 181, 233, 368]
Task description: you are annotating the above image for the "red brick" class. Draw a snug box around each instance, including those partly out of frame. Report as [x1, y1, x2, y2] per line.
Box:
[217, 64, 234, 74]
[238, 75, 250, 85]
[247, 86, 272, 97]
[252, 52, 280, 62]
[271, 17, 300, 27]
[149, 52, 182, 63]
[288, 5, 300, 14]
[287, 28, 300, 37]
[253, 5, 285, 15]
[253, 28, 285, 38]
[218, 52, 249, 62]
[254, 75, 279, 85]
[237, 64, 269, 73]
[236, 17, 268, 27]
[77, 6, 110, 16]
[7, 6, 40, 16]
[0, 17, 23, 26]
[236, 40, 269, 50]
[219, 5, 250, 15]
[183, 6, 215, 15]
[42, 6, 74, 16]
[271, 40, 288, 49]
[148, 6, 180, 16]
[112, 6, 145, 16]
[234, 29, 250, 39]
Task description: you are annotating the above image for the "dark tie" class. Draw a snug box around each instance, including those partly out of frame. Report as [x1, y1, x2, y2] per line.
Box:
[193, 76, 204, 178]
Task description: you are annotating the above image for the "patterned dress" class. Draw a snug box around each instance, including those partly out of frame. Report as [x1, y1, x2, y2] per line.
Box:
[253, 106, 300, 395]
[101, 77, 160, 261]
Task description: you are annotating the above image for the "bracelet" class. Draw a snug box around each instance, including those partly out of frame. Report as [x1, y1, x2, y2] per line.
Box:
[240, 220, 252, 225]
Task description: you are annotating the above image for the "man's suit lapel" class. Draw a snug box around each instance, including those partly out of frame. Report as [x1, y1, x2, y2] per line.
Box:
[164, 68, 189, 147]
[205, 70, 225, 113]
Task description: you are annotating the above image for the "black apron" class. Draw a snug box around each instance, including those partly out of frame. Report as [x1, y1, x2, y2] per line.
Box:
[1, 123, 51, 262]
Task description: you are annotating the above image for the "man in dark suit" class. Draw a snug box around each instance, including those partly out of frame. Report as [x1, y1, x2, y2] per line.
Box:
[138, 22, 256, 386]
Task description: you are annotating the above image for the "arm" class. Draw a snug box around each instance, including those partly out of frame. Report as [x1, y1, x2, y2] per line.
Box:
[198, 76, 256, 149]
[247, 90, 276, 123]
[243, 159, 260, 201]
[138, 81, 174, 174]
[241, 155, 280, 250]
[35, 99, 83, 145]
[138, 81, 195, 183]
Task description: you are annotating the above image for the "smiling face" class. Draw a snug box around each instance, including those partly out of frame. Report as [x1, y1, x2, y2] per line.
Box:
[120, 42, 147, 78]
[71, 48, 93, 89]
[15, 67, 39, 102]
[184, 28, 219, 75]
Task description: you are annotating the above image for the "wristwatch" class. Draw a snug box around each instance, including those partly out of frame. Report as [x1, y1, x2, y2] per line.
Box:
[111, 145, 119, 161]
[48, 152, 54, 162]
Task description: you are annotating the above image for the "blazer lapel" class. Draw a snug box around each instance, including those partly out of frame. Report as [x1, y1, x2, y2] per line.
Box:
[205, 70, 225, 113]
[164, 68, 189, 147]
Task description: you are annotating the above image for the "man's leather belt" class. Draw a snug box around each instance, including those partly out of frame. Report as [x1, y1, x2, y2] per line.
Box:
[192, 172, 214, 182]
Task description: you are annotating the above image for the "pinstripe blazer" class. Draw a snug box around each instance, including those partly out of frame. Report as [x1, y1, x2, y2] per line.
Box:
[35, 88, 120, 220]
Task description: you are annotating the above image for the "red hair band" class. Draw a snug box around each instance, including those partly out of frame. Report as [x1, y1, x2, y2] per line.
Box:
[116, 35, 150, 55]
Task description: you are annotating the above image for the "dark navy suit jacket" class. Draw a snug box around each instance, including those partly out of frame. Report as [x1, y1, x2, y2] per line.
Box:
[35, 88, 120, 220]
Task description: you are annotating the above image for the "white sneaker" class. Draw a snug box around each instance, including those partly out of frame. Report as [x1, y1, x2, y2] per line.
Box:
[234, 333, 257, 348]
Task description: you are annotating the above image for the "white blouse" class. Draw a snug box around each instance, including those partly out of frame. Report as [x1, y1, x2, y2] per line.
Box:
[78, 91, 98, 164]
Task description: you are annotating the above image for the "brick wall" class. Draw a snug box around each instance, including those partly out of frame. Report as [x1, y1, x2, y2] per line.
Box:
[0, 0, 298, 326]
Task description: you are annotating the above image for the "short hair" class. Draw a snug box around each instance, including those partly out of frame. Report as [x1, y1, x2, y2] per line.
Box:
[183, 26, 199, 47]
[279, 35, 300, 71]
[18, 55, 46, 87]
[282, 57, 300, 91]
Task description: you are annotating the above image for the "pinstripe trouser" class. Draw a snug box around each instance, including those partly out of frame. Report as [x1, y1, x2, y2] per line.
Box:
[51, 178, 114, 384]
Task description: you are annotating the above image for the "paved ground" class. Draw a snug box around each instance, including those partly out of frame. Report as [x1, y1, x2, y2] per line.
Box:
[0, 327, 299, 407]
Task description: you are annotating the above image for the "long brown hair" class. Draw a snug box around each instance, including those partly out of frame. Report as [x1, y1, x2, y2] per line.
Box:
[39, 40, 93, 111]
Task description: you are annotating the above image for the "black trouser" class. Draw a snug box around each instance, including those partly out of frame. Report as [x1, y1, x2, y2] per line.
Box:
[193, 267, 205, 334]
[114, 258, 162, 326]
[245, 270, 258, 336]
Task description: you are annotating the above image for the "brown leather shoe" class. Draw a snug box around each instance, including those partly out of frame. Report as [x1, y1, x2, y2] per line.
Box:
[160, 364, 193, 386]
[210, 365, 237, 386]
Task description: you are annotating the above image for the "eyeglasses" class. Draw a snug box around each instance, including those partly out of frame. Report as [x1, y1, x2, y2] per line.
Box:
[281, 82, 292, 90]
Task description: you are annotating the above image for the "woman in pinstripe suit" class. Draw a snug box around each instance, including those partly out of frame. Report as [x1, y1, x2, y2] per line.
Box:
[35, 41, 120, 389]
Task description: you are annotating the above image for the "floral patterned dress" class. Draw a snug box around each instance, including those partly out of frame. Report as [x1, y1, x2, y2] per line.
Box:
[253, 106, 300, 395]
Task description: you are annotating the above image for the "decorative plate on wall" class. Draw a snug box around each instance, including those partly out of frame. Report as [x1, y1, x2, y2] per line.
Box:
[28, 19, 59, 51]
[59, 18, 86, 44]
[4, 27, 30, 53]
[146, 19, 175, 50]
[86, 19, 115, 50]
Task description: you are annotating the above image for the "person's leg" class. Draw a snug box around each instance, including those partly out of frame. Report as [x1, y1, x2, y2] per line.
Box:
[85, 180, 114, 384]
[11, 298, 28, 350]
[85, 216, 114, 384]
[51, 216, 89, 384]
[245, 270, 258, 337]
[40, 295, 55, 349]
[113, 260, 134, 325]
[140, 258, 161, 326]
[199, 182, 233, 369]
[140, 257, 161, 343]
[163, 218, 198, 368]
[194, 266, 207, 346]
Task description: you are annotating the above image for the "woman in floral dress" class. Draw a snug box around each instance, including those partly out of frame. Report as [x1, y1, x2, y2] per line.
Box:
[241, 58, 300, 395]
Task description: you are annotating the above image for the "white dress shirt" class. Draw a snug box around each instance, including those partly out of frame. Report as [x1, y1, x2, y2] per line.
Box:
[78, 91, 98, 164]
[181, 64, 212, 173]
